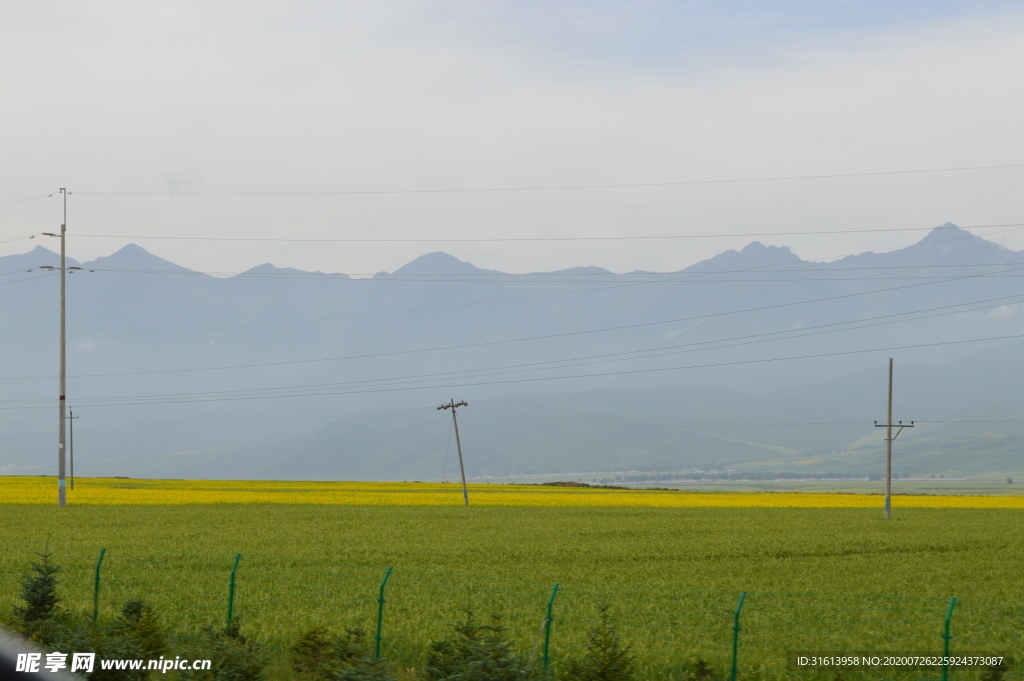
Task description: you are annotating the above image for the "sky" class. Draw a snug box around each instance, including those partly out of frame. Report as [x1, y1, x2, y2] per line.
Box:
[3, 1, 1024, 276]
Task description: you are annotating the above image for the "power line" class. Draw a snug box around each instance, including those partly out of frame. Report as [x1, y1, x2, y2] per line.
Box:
[3, 259, 1019, 349]
[4, 219, 1019, 385]
[8, 330, 1024, 410]
[71, 162, 1024, 196]
[7, 228, 1024, 353]
[0, 234, 39, 245]
[68, 221, 1024, 243]
[83, 260, 1024, 277]
[74, 267, 1024, 283]
[474, 410, 868, 429]
[7, 257, 1021, 381]
[0, 195, 53, 209]
[0, 272, 56, 288]
[4, 218, 1021, 350]
[8, 299, 1024, 403]
[63, 287, 1024, 395]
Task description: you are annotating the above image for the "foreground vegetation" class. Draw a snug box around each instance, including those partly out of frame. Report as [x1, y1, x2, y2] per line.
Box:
[1, 503, 1022, 680]
[6, 551, 641, 681]
[3, 481, 1022, 678]
[4, 544, 1019, 681]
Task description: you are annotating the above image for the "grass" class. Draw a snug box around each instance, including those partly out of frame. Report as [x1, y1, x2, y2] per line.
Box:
[1, 499, 1022, 680]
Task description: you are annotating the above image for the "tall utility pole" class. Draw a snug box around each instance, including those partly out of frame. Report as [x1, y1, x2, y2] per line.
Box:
[41, 190, 80, 506]
[58, 188, 68, 508]
[874, 358, 914, 520]
[438, 399, 469, 506]
[68, 410, 79, 490]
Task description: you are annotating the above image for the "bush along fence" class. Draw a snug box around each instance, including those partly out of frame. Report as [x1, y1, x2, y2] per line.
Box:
[1, 542, 1021, 681]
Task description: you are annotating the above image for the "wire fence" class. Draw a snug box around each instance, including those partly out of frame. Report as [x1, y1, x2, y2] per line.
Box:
[1, 539, 1020, 681]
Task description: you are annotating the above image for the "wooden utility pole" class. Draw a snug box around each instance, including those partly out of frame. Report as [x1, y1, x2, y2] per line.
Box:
[874, 358, 913, 520]
[438, 399, 469, 506]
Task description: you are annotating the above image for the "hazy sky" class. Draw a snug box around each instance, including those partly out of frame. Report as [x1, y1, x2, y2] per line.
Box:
[3, 1, 1024, 275]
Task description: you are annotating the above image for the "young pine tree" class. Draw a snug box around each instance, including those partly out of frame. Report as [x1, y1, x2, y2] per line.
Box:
[425, 613, 531, 681]
[560, 606, 634, 681]
[182, 618, 270, 681]
[11, 551, 67, 645]
[290, 626, 395, 681]
[110, 600, 170, 675]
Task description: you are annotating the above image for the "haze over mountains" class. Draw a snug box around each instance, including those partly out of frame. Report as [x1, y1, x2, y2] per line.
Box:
[2, 223, 1024, 480]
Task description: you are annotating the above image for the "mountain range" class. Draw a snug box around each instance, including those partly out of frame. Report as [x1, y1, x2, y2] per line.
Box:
[2, 223, 1023, 480]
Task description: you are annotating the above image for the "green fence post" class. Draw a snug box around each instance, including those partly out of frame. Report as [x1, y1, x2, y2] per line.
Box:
[374, 567, 394, 660]
[92, 548, 107, 624]
[226, 553, 241, 625]
[729, 592, 747, 681]
[942, 597, 957, 681]
[542, 584, 560, 673]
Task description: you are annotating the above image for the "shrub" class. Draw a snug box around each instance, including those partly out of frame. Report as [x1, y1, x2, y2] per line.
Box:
[101, 600, 169, 679]
[7, 554, 169, 679]
[292, 626, 338, 678]
[290, 626, 395, 681]
[181, 619, 269, 681]
[61, 623, 146, 681]
[9, 551, 68, 646]
[981, 661, 1008, 681]
[425, 613, 531, 681]
[560, 607, 634, 681]
[685, 659, 716, 681]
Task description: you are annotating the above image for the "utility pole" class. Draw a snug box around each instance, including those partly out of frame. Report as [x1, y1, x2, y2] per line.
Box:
[40, 189, 80, 507]
[874, 358, 914, 520]
[68, 410, 79, 490]
[58, 188, 67, 507]
[56, 189, 68, 507]
[438, 399, 469, 506]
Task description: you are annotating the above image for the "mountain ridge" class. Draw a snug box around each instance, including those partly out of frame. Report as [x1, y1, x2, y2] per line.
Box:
[3, 222, 1023, 480]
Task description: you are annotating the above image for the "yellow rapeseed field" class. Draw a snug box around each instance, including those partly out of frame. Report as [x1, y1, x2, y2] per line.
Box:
[2, 476, 1023, 507]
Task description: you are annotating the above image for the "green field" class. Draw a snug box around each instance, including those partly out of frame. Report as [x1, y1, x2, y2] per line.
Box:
[4, 505, 1024, 595]
[2, 505, 1022, 680]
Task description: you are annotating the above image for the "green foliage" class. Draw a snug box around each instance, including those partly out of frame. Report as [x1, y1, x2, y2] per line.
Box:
[61, 622, 146, 681]
[7, 556, 160, 680]
[424, 613, 532, 681]
[9, 551, 67, 645]
[2, 508, 1024, 680]
[292, 626, 338, 678]
[181, 618, 270, 681]
[980, 661, 1008, 681]
[103, 600, 169, 678]
[561, 607, 634, 681]
[684, 659, 716, 681]
[291, 626, 395, 681]
[70, 600, 172, 680]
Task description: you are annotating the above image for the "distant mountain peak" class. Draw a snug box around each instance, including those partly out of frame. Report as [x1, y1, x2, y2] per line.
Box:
[536, 265, 612, 275]
[688, 240, 801, 272]
[913, 223, 1012, 253]
[241, 263, 338, 276]
[82, 243, 196, 272]
[390, 251, 501, 276]
[0, 244, 80, 269]
[916, 222, 971, 243]
[830, 222, 1016, 267]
